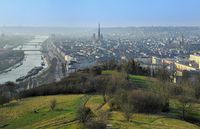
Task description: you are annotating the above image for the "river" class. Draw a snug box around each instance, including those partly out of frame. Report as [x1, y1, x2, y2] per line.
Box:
[0, 36, 49, 84]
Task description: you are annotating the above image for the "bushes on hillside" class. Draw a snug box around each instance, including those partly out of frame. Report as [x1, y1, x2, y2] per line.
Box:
[129, 90, 167, 113]
[109, 89, 129, 110]
[177, 95, 193, 120]
[91, 66, 102, 75]
[0, 82, 18, 105]
[19, 72, 97, 98]
[156, 67, 171, 82]
[100, 59, 151, 76]
[169, 85, 183, 96]
[77, 106, 93, 123]
[110, 89, 169, 114]
[194, 85, 200, 99]
[19, 70, 130, 99]
[106, 71, 129, 97]
[101, 59, 118, 70]
[121, 103, 134, 121]
[123, 60, 150, 76]
[0, 95, 10, 105]
[86, 120, 107, 129]
[175, 83, 196, 120]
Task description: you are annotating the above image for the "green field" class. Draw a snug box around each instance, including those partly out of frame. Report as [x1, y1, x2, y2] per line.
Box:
[102, 70, 159, 90]
[0, 94, 199, 129]
[109, 112, 198, 129]
[0, 95, 86, 129]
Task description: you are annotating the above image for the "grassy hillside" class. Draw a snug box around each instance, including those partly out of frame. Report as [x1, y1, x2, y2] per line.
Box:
[0, 70, 199, 129]
[109, 112, 198, 129]
[102, 70, 160, 90]
[0, 95, 86, 129]
[102, 70, 200, 126]
[0, 94, 199, 129]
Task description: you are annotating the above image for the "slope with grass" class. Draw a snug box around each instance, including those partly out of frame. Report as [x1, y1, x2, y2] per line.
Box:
[0, 95, 87, 129]
[109, 112, 198, 129]
[0, 70, 199, 129]
[0, 94, 199, 129]
[102, 70, 159, 90]
[102, 70, 200, 127]
[85, 95, 199, 129]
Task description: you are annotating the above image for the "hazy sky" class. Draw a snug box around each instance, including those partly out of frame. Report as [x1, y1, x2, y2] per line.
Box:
[0, 0, 200, 27]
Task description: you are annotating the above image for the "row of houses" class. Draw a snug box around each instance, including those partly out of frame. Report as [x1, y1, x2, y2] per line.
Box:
[150, 54, 200, 83]
[174, 54, 200, 71]
[151, 53, 200, 71]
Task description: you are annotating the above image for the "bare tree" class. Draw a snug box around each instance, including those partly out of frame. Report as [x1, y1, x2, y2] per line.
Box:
[77, 106, 93, 123]
[178, 95, 192, 120]
[177, 82, 195, 120]
[121, 103, 133, 121]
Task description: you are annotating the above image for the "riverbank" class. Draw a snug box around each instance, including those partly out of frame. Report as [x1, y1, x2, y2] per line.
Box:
[0, 36, 49, 84]
[0, 50, 25, 73]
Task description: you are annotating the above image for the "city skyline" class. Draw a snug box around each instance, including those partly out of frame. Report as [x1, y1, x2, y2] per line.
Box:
[0, 0, 200, 27]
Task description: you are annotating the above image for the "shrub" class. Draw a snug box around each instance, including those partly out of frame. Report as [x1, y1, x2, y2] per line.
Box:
[129, 90, 166, 113]
[122, 59, 151, 76]
[121, 103, 133, 121]
[195, 85, 200, 99]
[86, 120, 107, 129]
[170, 85, 183, 96]
[91, 66, 102, 75]
[77, 106, 93, 123]
[109, 89, 128, 111]
[50, 98, 56, 111]
[19, 72, 99, 98]
[0, 95, 10, 105]
[177, 95, 193, 120]
[109, 99, 119, 111]
[161, 100, 170, 112]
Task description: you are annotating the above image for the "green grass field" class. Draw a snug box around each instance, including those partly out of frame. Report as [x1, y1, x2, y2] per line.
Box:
[103, 70, 157, 88]
[0, 95, 86, 129]
[0, 94, 199, 129]
[169, 99, 200, 120]
[102, 70, 159, 90]
[109, 112, 198, 129]
[85, 95, 105, 112]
